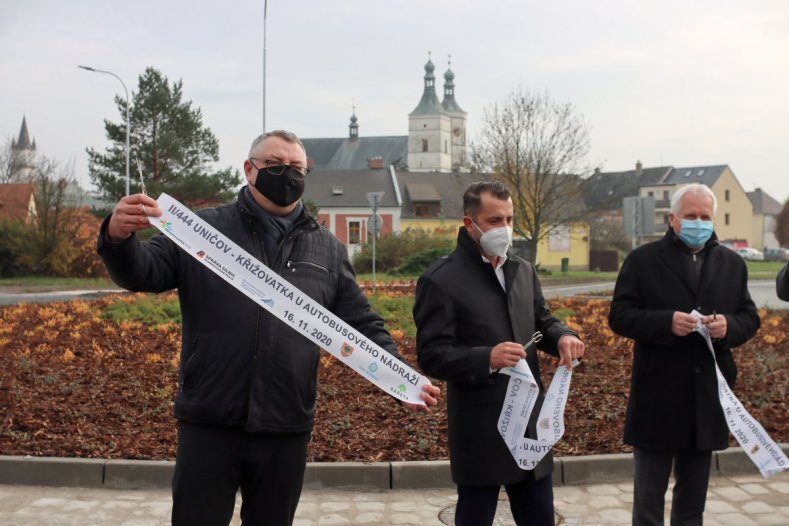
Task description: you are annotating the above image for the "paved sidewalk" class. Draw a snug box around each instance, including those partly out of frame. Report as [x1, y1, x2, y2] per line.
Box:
[1, 471, 787, 525]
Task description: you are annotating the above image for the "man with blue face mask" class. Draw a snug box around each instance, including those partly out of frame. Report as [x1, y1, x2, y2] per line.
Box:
[414, 181, 585, 526]
[609, 183, 760, 526]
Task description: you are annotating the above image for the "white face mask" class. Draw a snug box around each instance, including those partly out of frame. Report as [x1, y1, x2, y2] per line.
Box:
[472, 221, 513, 258]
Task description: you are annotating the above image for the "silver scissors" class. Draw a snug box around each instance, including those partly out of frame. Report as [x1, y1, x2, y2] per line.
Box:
[135, 158, 147, 196]
[522, 331, 543, 353]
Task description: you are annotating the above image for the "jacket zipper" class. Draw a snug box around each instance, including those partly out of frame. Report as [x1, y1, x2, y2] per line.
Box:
[242, 211, 318, 426]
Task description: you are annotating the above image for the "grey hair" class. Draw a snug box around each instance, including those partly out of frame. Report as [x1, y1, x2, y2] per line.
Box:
[248, 130, 306, 157]
[670, 183, 717, 216]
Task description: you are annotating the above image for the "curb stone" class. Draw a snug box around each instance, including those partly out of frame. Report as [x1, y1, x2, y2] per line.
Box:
[1, 444, 786, 490]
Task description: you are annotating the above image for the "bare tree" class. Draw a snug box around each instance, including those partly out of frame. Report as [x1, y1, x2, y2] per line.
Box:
[16, 156, 80, 275]
[471, 88, 590, 262]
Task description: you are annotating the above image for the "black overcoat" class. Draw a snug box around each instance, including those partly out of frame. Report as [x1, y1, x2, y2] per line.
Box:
[608, 230, 760, 451]
[414, 228, 576, 486]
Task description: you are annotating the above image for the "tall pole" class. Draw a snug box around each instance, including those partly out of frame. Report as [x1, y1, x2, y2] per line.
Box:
[263, 0, 268, 132]
[372, 193, 379, 292]
[79, 65, 130, 196]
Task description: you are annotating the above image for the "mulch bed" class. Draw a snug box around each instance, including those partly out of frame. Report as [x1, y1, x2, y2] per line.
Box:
[1, 285, 786, 461]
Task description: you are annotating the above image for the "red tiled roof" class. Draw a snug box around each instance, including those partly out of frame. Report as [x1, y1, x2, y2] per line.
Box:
[0, 183, 36, 223]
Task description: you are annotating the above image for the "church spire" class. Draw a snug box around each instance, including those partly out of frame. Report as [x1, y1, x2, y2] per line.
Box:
[349, 105, 359, 140]
[12, 116, 36, 152]
[409, 51, 444, 116]
[441, 55, 463, 113]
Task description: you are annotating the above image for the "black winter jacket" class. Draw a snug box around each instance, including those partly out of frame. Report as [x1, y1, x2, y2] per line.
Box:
[414, 228, 577, 486]
[97, 190, 397, 434]
[608, 229, 760, 450]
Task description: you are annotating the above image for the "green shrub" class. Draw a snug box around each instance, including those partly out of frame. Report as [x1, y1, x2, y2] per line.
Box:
[367, 293, 417, 338]
[352, 230, 455, 274]
[392, 247, 451, 275]
[102, 294, 181, 326]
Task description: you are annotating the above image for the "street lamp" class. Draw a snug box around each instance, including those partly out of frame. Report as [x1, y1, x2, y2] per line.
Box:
[78, 65, 130, 196]
[262, 0, 268, 132]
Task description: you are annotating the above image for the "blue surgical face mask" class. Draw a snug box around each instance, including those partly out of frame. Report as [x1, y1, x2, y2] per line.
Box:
[678, 219, 714, 248]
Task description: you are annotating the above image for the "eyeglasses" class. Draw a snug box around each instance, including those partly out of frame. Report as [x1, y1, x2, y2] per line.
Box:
[249, 158, 310, 178]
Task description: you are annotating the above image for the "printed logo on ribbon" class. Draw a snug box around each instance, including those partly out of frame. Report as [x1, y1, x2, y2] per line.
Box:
[341, 342, 354, 357]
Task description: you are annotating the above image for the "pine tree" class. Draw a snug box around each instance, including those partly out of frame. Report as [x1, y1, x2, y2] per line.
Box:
[87, 67, 240, 204]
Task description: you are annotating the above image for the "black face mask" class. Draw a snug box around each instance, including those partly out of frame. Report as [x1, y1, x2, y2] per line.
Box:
[253, 165, 305, 207]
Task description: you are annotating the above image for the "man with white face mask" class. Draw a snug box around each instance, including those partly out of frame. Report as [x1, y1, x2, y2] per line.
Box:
[609, 183, 760, 526]
[414, 181, 585, 526]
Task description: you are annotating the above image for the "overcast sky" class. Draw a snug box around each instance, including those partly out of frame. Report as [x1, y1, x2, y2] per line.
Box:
[2, 0, 788, 204]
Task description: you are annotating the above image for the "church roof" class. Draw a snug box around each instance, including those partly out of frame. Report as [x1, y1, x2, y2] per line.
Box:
[302, 169, 400, 208]
[0, 183, 36, 223]
[301, 136, 407, 171]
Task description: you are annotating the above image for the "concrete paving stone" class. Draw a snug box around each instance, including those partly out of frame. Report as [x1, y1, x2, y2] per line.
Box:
[356, 501, 385, 511]
[716, 513, 757, 526]
[597, 508, 631, 524]
[317, 514, 349, 524]
[587, 495, 621, 508]
[30, 497, 69, 507]
[389, 513, 424, 525]
[740, 500, 775, 514]
[712, 485, 752, 501]
[739, 482, 770, 495]
[753, 514, 789, 525]
[767, 481, 789, 493]
[319, 501, 351, 512]
[351, 511, 383, 524]
[585, 483, 623, 495]
[705, 499, 738, 513]
[391, 500, 416, 511]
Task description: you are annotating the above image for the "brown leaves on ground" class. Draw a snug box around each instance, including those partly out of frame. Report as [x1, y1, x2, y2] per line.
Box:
[0, 287, 786, 461]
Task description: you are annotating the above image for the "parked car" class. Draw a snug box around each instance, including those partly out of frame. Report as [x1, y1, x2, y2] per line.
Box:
[764, 247, 789, 262]
[736, 247, 764, 261]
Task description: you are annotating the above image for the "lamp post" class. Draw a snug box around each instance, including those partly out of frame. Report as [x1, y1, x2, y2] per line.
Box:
[263, 0, 268, 132]
[79, 65, 130, 196]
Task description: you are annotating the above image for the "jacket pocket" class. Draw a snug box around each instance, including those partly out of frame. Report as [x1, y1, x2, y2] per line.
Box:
[181, 334, 203, 392]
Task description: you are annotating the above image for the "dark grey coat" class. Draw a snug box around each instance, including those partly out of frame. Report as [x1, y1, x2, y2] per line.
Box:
[609, 230, 760, 451]
[414, 228, 576, 486]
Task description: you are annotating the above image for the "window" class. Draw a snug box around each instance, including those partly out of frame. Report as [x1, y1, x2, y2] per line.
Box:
[414, 203, 437, 217]
[664, 214, 669, 224]
[647, 191, 654, 197]
[663, 190, 669, 201]
[725, 213, 730, 225]
[725, 189, 730, 202]
[422, 139, 428, 152]
[348, 221, 361, 245]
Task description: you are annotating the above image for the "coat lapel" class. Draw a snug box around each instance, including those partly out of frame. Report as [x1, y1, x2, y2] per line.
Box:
[504, 257, 529, 343]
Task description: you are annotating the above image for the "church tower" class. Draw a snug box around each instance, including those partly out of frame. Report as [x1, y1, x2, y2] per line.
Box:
[10, 116, 37, 181]
[349, 106, 359, 140]
[407, 54, 452, 172]
[441, 58, 467, 171]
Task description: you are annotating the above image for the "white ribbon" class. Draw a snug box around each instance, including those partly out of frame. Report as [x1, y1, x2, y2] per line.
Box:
[692, 310, 788, 478]
[498, 337, 576, 470]
[147, 193, 431, 405]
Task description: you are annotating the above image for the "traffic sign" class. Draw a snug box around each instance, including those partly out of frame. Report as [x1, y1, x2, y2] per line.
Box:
[367, 214, 384, 235]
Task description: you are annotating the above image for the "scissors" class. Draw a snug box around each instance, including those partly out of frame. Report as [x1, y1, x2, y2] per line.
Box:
[135, 158, 147, 196]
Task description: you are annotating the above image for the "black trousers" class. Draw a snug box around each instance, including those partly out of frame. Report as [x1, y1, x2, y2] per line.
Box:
[632, 447, 712, 526]
[171, 421, 311, 526]
[455, 474, 554, 526]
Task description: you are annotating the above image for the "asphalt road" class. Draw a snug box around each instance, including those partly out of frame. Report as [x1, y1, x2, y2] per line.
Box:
[0, 280, 785, 310]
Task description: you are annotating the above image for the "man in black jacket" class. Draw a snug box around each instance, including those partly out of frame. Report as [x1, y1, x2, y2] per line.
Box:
[97, 130, 439, 526]
[609, 183, 760, 526]
[413, 181, 584, 526]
